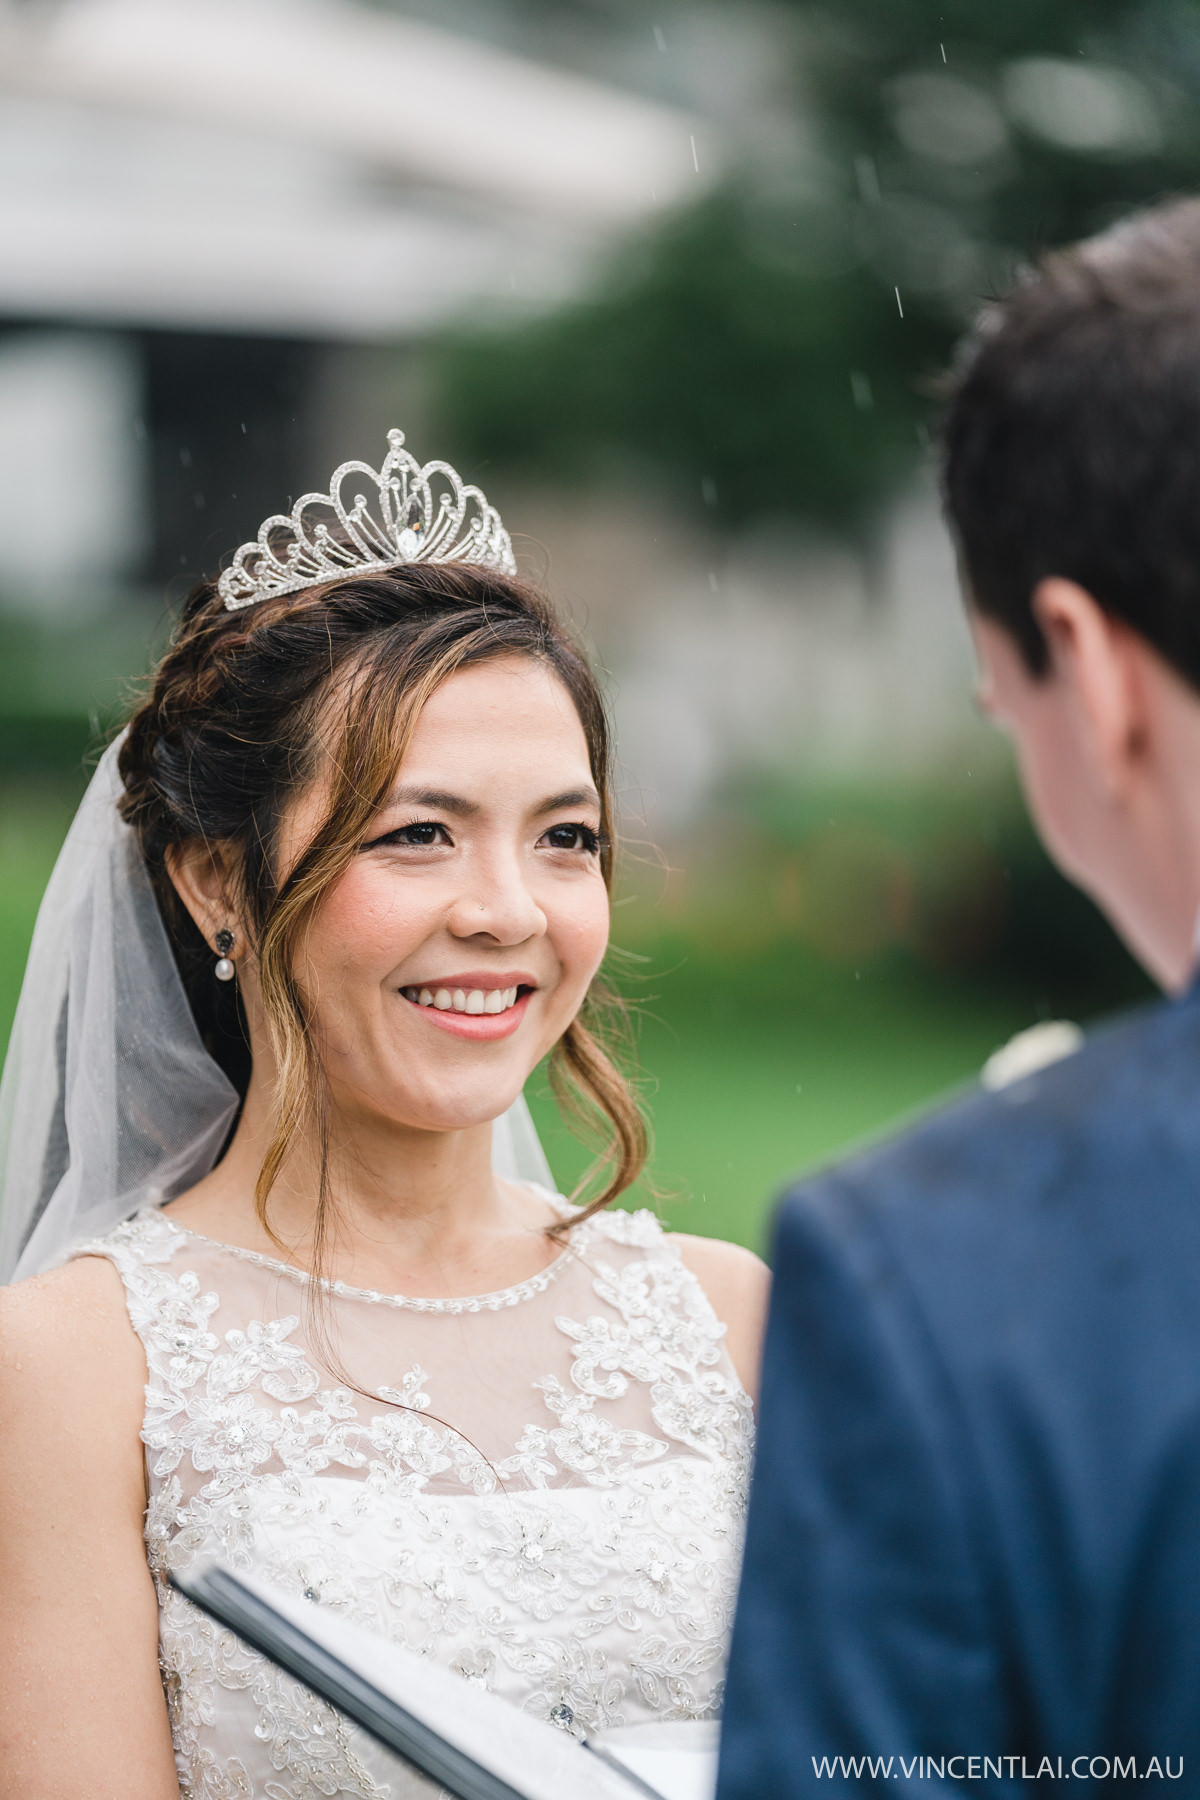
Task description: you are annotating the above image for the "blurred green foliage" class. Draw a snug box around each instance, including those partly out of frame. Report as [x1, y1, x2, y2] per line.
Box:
[612, 770, 1150, 1012]
[0, 608, 165, 747]
[711, 773, 1152, 1010]
[435, 0, 1200, 529]
[437, 189, 928, 528]
[0, 783, 82, 1035]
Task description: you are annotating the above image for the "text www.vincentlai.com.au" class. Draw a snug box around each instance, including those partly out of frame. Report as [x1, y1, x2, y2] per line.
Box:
[811, 1756, 1184, 1781]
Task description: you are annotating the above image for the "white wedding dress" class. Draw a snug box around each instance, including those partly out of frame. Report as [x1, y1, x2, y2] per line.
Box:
[72, 1195, 753, 1799]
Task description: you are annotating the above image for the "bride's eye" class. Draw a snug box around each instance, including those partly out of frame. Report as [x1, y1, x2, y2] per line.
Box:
[539, 822, 603, 854]
[364, 820, 451, 850]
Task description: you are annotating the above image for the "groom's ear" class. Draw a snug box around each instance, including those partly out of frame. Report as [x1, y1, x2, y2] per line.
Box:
[1030, 577, 1149, 797]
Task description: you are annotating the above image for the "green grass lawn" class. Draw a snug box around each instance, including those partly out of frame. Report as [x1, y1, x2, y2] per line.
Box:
[0, 781, 1083, 1263]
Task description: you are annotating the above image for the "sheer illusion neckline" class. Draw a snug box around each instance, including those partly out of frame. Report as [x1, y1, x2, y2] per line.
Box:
[151, 1202, 581, 1315]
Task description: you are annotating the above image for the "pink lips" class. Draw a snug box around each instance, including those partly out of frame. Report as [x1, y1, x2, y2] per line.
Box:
[400, 978, 534, 1042]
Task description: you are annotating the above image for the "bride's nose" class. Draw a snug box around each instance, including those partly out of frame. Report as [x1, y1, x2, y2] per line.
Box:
[446, 856, 547, 944]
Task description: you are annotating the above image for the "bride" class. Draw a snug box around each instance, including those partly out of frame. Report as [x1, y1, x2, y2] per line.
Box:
[0, 431, 768, 1799]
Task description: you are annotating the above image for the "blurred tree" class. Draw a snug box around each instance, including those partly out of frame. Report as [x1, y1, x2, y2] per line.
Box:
[433, 0, 1200, 530]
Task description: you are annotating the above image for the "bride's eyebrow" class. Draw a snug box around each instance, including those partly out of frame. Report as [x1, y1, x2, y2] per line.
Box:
[534, 787, 601, 815]
[386, 784, 480, 816]
[382, 784, 601, 817]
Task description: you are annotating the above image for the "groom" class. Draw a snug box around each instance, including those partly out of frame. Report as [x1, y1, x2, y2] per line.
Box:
[717, 198, 1200, 1794]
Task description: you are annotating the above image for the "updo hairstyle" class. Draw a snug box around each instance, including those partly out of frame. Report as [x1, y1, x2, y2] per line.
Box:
[118, 562, 647, 1244]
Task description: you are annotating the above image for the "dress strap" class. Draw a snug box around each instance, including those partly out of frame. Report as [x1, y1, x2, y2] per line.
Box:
[64, 1205, 187, 1276]
[567, 1204, 675, 1254]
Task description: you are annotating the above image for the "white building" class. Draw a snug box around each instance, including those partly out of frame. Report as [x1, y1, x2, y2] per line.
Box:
[0, 0, 702, 597]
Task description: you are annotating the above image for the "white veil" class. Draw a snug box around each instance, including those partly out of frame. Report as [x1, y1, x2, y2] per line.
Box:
[0, 739, 553, 1285]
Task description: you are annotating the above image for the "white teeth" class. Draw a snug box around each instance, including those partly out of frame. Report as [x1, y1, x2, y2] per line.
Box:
[409, 984, 525, 1014]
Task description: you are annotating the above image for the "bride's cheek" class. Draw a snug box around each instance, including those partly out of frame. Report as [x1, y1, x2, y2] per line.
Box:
[322, 867, 426, 967]
[556, 888, 610, 993]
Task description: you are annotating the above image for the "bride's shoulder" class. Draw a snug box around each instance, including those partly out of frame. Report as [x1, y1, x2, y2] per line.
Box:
[669, 1233, 771, 1399]
[565, 1206, 770, 1395]
[670, 1232, 770, 1314]
[574, 1207, 769, 1327]
[0, 1255, 146, 1431]
[0, 1259, 151, 1656]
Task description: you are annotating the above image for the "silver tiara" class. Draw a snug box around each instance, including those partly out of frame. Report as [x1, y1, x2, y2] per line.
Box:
[218, 427, 516, 611]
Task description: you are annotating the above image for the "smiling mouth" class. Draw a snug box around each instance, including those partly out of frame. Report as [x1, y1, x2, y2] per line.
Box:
[401, 984, 528, 1017]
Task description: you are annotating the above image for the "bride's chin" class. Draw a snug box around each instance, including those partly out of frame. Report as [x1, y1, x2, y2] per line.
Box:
[335, 1076, 531, 1138]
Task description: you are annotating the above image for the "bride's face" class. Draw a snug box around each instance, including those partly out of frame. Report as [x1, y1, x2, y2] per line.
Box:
[277, 654, 610, 1135]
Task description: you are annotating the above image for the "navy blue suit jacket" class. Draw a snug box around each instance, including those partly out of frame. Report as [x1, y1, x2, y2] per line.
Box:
[717, 985, 1200, 1796]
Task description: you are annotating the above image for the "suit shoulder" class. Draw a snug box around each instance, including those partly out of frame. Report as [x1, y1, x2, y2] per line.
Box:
[777, 988, 1200, 1240]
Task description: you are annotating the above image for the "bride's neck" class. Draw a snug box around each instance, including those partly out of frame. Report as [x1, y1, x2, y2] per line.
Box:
[167, 1071, 556, 1295]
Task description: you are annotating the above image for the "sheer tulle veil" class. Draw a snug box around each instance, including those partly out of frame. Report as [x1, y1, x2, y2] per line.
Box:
[0, 736, 552, 1284]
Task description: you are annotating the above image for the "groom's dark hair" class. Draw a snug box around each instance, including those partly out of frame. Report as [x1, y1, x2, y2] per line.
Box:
[942, 196, 1200, 682]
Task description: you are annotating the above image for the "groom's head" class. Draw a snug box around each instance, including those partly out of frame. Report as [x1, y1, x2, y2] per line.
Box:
[943, 198, 1200, 991]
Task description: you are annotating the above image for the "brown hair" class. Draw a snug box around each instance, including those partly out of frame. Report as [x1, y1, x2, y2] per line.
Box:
[942, 195, 1200, 680]
[118, 561, 647, 1261]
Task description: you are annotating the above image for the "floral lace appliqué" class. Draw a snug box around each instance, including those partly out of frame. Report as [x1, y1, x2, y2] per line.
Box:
[75, 1204, 753, 1797]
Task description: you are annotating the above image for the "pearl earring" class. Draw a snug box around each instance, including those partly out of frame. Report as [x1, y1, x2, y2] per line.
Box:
[214, 928, 236, 983]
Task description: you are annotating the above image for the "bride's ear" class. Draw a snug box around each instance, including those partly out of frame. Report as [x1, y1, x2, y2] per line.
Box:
[165, 840, 239, 948]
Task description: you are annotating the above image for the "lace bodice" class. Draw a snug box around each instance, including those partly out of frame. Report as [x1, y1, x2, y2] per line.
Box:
[75, 1200, 754, 1799]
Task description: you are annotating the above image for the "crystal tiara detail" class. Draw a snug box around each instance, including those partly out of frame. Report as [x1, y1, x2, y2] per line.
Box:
[218, 427, 516, 611]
